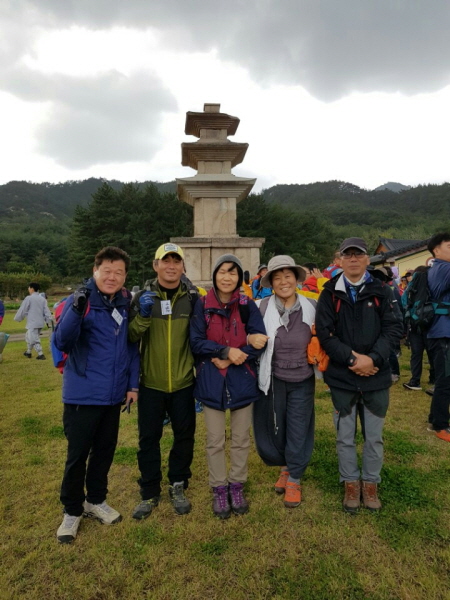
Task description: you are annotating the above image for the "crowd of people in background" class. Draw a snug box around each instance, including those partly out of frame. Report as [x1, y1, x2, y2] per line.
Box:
[2, 233, 450, 545]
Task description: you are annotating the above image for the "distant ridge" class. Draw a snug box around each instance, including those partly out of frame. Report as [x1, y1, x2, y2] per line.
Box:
[373, 182, 411, 193]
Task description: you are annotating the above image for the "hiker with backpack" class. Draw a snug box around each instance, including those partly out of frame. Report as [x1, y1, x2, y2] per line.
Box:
[190, 255, 267, 518]
[128, 243, 198, 520]
[253, 255, 317, 509]
[54, 246, 139, 544]
[424, 233, 450, 442]
[316, 238, 403, 513]
[402, 265, 436, 392]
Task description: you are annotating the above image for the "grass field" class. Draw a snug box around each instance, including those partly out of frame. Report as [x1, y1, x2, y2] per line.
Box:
[1, 311, 29, 335]
[1, 338, 449, 600]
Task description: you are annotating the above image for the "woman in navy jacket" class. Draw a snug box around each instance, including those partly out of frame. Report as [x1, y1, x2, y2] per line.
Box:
[190, 254, 267, 519]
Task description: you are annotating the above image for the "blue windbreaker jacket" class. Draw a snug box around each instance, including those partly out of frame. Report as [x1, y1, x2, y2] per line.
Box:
[428, 259, 450, 338]
[54, 279, 139, 406]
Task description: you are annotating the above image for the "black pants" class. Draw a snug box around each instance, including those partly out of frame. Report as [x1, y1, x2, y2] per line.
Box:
[409, 329, 435, 386]
[428, 338, 450, 430]
[137, 385, 195, 499]
[60, 403, 121, 516]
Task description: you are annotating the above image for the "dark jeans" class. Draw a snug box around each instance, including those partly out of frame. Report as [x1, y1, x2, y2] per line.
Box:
[60, 402, 121, 516]
[388, 351, 400, 377]
[271, 375, 315, 480]
[409, 329, 435, 386]
[428, 338, 450, 430]
[137, 385, 195, 499]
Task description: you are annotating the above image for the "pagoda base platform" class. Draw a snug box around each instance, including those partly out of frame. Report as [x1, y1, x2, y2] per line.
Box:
[170, 236, 265, 288]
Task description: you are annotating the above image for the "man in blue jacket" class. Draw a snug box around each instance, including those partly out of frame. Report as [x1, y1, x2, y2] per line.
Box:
[426, 233, 450, 442]
[54, 246, 139, 543]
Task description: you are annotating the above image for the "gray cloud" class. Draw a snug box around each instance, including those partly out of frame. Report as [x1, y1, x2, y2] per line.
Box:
[1, 0, 450, 172]
[4, 67, 177, 167]
[5, 1, 450, 100]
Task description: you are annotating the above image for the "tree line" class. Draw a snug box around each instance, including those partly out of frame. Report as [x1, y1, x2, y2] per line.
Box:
[1, 178, 450, 285]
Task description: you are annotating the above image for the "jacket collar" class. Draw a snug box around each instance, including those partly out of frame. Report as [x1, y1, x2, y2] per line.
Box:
[205, 287, 240, 311]
[329, 271, 384, 300]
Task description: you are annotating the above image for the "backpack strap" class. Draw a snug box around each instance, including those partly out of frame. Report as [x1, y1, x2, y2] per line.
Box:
[238, 293, 250, 326]
[199, 295, 211, 327]
[332, 291, 381, 315]
[187, 289, 200, 315]
[332, 293, 341, 313]
[258, 296, 271, 318]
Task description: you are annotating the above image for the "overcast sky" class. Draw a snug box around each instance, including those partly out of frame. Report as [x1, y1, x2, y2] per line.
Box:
[1, 0, 450, 192]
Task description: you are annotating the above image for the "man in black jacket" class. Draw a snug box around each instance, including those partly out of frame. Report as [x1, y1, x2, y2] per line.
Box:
[316, 238, 403, 513]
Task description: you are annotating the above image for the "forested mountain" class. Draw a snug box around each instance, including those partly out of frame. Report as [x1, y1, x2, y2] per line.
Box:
[1, 178, 449, 284]
[262, 180, 450, 245]
[0, 178, 176, 220]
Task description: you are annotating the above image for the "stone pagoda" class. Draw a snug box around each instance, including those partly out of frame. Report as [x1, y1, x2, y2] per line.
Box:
[171, 103, 264, 287]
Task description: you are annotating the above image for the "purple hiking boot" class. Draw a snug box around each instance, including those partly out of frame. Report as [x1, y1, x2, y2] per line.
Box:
[228, 482, 249, 515]
[212, 485, 231, 519]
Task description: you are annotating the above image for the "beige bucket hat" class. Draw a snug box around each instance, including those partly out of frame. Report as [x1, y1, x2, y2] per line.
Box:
[260, 255, 306, 288]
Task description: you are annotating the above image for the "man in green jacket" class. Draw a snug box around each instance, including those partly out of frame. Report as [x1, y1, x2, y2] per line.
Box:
[129, 243, 198, 519]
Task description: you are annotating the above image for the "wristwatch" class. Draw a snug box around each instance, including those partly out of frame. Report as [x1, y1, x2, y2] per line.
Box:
[347, 354, 358, 367]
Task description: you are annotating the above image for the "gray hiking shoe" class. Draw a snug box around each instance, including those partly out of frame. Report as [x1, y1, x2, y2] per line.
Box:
[132, 497, 160, 520]
[57, 513, 82, 544]
[83, 500, 122, 524]
[212, 485, 231, 519]
[229, 482, 249, 515]
[169, 483, 191, 515]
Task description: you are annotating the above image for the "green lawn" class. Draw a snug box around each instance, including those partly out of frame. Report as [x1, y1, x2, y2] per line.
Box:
[1, 308, 57, 335]
[0, 340, 449, 600]
[1, 310, 28, 334]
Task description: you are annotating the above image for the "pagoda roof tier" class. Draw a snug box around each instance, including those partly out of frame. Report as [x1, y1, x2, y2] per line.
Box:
[176, 174, 256, 206]
[182, 141, 248, 170]
[185, 111, 240, 137]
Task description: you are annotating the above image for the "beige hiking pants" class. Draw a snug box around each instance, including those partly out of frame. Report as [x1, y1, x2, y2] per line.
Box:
[203, 403, 253, 488]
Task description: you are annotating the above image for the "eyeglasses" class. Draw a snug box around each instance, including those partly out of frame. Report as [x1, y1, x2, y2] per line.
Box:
[340, 251, 367, 259]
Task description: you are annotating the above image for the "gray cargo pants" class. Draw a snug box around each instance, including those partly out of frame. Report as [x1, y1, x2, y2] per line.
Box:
[332, 393, 387, 483]
[26, 328, 43, 355]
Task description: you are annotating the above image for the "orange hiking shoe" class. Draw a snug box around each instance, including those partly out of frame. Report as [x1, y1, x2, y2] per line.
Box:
[435, 428, 450, 442]
[284, 482, 301, 508]
[274, 470, 289, 494]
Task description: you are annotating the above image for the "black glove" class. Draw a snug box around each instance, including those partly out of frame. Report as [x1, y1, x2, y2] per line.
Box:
[73, 287, 91, 315]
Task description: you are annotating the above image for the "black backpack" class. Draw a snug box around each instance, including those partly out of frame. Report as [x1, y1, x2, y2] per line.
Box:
[404, 269, 449, 332]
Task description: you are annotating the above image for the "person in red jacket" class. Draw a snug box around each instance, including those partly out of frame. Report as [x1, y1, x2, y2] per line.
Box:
[322, 251, 343, 279]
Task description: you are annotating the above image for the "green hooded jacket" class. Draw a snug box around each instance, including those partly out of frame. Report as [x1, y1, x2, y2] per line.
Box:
[128, 279, 196, 393]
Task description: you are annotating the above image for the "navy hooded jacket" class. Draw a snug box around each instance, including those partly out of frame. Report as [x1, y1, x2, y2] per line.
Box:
[190, 289, 266, 410]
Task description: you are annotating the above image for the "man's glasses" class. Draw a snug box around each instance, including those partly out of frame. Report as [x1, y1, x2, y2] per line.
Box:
[340, 251, 367, 259]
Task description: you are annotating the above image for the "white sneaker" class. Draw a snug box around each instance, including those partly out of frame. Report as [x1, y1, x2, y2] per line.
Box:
[57, 514, 82, 544]
[83, 500, 122, 524]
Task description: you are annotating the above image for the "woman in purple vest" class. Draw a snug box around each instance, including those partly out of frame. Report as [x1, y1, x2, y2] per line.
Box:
[190, 255, 267, 519]
[254, 255, 316, 509]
